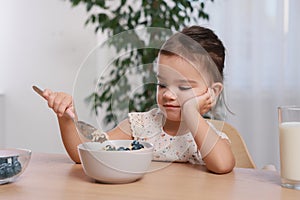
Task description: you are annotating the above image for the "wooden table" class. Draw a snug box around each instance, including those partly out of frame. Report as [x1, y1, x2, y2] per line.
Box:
[1, 153, 300, 200]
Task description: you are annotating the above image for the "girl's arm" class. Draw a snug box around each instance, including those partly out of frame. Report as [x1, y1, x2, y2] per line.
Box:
[182, 91, 235, 174]
[42, 89, 82, 162]
[43, 89, 132, 164]
[58, 117, 132, 164]
[57, 115, 82, 163]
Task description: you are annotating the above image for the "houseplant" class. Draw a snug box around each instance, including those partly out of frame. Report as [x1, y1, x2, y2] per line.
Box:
[69, 0, 213, 126]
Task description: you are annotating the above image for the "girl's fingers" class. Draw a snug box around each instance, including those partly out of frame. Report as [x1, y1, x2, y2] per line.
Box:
[53, 93, 66, 113]
[47, 92, 57, 109]
[55, 97, 67, 117]
[42, 89, 74, 118]
[45, 91, 71, 117]
[42, 89, 52, 100]
[57, 95, 73, 117]
[205, 89, 214, 105]
[198, 88, 214, 113]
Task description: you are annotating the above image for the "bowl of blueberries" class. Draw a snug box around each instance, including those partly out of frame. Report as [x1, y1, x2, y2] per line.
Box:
[78, 140, 153, 184]
[0, 148, 31, 185]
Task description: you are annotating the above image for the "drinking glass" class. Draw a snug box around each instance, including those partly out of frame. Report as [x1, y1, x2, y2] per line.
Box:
[278, 106, 300, 190]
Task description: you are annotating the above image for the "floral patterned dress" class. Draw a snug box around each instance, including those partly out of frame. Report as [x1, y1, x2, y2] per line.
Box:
[128, 108, 229, 164]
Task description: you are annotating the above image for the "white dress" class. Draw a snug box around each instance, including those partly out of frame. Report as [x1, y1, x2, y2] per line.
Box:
[128, 108, 229, 164]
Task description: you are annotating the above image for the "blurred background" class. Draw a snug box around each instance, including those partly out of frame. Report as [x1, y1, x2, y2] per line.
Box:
[0, 0, 299, 169]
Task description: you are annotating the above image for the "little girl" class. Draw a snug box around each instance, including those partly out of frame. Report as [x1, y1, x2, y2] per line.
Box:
[43, 26, 235, 174]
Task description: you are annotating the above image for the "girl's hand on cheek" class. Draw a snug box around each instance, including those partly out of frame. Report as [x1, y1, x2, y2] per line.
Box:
[182, 88, 214, 115]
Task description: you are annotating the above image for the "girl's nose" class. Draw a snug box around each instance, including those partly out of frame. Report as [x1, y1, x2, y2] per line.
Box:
[162, 88, 177, 100]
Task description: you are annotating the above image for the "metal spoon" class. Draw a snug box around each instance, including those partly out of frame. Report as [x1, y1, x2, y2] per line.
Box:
[32, 85, 107, 142]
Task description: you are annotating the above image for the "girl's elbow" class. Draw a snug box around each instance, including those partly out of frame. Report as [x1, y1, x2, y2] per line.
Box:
[213, 162, 235, 174]
[206, 157, 236, 174]
[73, 158, 81, 164]
[66, 151, 81, 164]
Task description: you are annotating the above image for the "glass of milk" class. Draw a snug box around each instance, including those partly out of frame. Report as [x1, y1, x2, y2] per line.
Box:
[278, 106, 300, 190]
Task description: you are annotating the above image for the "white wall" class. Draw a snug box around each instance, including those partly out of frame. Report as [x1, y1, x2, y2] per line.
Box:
[0, 0, 97, 153]
[0, 94, 4, 146]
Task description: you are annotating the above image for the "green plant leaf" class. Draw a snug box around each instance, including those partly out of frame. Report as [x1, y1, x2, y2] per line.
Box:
[68, 0, 212, 127]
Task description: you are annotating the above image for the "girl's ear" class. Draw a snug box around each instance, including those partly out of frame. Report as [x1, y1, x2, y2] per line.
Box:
[211, 82, 223, 98]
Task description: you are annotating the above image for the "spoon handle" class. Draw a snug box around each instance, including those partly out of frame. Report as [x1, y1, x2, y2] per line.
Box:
[32, 85, 44, 98]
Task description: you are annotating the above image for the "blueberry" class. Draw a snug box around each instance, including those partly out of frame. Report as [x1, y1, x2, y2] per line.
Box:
[13, 160, 22, 175]
[12, 156, 18, 162]
[134, 143, 144, 150]
[0, 158, 7, 164]
[0, 164, 7, 179]
[131, 140, 139, 146]
[5, 163, 15, 178]
[117, 147, 126, 151]
[131, 145, 140, 150]
[105, 145, 116, 151]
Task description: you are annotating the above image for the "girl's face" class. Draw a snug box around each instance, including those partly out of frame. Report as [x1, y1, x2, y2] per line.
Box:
[156, 54, 209, 122]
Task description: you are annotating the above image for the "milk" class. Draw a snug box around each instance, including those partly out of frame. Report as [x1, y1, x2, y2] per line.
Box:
[279, 122, 300, 181]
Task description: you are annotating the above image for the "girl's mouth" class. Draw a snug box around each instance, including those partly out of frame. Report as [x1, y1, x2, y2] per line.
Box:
[163, 104, 180, 108]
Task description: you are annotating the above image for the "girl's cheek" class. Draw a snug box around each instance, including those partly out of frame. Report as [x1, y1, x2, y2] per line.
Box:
[176, 90, 195, 104]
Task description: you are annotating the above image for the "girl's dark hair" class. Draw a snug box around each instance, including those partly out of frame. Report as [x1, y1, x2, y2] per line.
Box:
[180, 26, 225, 78]
[159, 25, 226, 82]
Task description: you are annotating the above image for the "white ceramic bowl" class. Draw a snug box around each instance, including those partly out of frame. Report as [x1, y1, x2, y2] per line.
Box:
[78, 140, 153, 184]
[0, 148, 32, 184]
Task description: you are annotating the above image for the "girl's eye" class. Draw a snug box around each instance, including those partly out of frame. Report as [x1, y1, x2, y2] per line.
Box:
[157, 83, 167, 88]
[179, 86, 192, 91]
